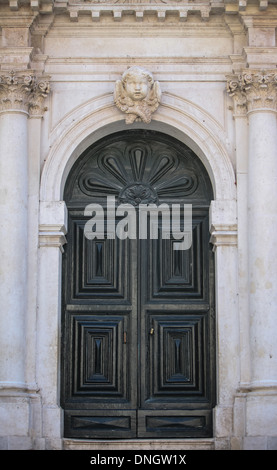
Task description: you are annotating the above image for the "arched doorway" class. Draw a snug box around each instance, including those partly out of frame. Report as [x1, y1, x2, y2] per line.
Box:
[61, 129, 215, 439]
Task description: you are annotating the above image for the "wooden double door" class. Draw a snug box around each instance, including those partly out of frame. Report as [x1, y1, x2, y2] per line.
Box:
[61, 130, 215, 439]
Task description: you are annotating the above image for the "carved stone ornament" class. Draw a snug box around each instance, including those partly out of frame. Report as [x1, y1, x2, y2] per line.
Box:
[78, 140, 198, 206]
[114, 66, 161, 124]
[227, 70, 277, 115]
[0, 70, 50, 116]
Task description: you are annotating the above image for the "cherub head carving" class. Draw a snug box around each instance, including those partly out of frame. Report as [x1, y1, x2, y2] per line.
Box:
[114, 66, 161, 124]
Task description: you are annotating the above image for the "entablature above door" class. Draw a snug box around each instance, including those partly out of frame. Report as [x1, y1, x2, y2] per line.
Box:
[5, 0, 276, 23]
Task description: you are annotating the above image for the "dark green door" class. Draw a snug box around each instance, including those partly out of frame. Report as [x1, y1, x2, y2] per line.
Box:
[61, 130, 215, 439]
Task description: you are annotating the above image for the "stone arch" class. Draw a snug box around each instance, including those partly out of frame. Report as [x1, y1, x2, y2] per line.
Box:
[40, 93, 236, 203]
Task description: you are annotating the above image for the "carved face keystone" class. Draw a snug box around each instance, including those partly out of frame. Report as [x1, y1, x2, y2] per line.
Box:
[114, 66, 161, 123]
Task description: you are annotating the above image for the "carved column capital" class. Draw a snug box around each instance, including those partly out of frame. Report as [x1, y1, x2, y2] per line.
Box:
[0, 70, 50, 116]
[29, 77, 51, 117]
[227, 70, 277, 115]
[226, 74, 247, 116]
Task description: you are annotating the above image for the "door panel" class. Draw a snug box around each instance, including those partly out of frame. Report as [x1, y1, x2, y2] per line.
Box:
[143, 313, 207, 400]
[62, 130, 215, 439]
[62, 212, 138, 438]
[143, 213, 209, 302]
[137, 410, 212, 438]
[70, 313, 130, 398]
[69, 215, 131, 303]
[64, 410, 137, 439]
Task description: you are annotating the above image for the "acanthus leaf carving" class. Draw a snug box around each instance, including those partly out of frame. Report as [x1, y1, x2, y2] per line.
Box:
[241, 71, 277, 112]
[227, 70, 277, 115]
[226, 76, 247, 116]
[29, 78, 51, 117]
[0, 70, 50, 115]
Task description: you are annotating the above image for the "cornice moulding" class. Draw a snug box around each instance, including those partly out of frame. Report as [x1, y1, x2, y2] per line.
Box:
[0, 11, 38, 27]
[210, 230, 238, 250]
[241, 14, 277, 27]
[1, 1, 276, 26]
[39, 223, 67, 252]
[0, 46, 35, 68]
[66, 3, 215, 22]
[1, 0, 276, 16]
[44, 24, 233, 39]
[243, 46, 277, 65]
[44, 56, 232, 79]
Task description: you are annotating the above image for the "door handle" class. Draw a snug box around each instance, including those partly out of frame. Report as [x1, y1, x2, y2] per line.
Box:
[150, 328, 154, 335]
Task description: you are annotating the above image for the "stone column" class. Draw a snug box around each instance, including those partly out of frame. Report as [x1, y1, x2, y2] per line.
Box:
[227, 70, 277, 445]
[26, 79, 50, 392]
[0, 70, 49, 445]
[244, 71, 277, 390]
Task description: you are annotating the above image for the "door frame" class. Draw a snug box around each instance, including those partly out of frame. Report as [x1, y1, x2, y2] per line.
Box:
[38, 98, 238, 444]
[60, 130, 216, 439]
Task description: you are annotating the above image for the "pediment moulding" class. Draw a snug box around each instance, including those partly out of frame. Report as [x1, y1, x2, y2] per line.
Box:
[0, 69, 50, 115]
[226, 69, 277, 115]
[2, 0, 277, 22]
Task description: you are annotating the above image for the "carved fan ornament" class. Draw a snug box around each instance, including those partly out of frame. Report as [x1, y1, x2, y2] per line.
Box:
[78, 142, 198, 206]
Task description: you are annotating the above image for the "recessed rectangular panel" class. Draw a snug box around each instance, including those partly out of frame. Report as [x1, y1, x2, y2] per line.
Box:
[64, 410, 137, 439]
[68, 314, 131, 402]
[68, 216, 131, 303]
[142, 313, 208, 405]
[165, 328, 192, 384]
[145, 216, 209, 302]
[137, 410, 212, 438]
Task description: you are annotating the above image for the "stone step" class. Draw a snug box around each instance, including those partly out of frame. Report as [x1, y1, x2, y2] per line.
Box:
[63, 439, 215, 451]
